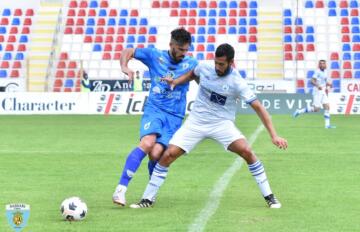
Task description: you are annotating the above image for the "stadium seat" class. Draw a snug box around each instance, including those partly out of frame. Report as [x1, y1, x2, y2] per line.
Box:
[10, 70, 19, 78]
[342, 35, 350, 42]
[343, 61, 352, 69]
[229, 1, 237, 8]
[284, 44, 292, 51]
[219, 1, 227, 8]
[343, 53, 351, 60]
[354, 62, 360, 69]
[207, 35, 216, 43]
[340, 0, 348, 7]
[330, 52, 339, 60]
[0, 61, 9, 68]
[283, 18, 292, 25]
[238, 35, 246, 43]
[161, 0, 170, 7]
[15, 9, 23, 16]
[331, 71, 340, 78]
[351, 9, 359, 16]
[328, 9, 337, 16]
[344, 71, 352, 78]
[248, 44, 257, 52]
[296, 53, 304, 60]
[331, 61, 340, 69]
[351, 18, 359, 25]
[196, 53, 204, 60]
[249, 1, 258, 8]
[209, 1, 217, 8]
[355, 71, 360, 78]
[284, 9, 292, 17]
[342, 44, 351, 51]
[0, 70, 7, 78]
[305, 0, 314, 8]
[239, 1, 247, 8]
[328, 0, 336, 7]
[315, 0, 324, 8]
[355, 53, 360, 60]
[171, 1, 180, 8]
[2, 8, 11, 16]
[219, 9, 227, 17]
[296, 35, 304, 42]
[284, 35, 292, 43]
[208, 9, 216, 16]
[100, 0, 108, 7]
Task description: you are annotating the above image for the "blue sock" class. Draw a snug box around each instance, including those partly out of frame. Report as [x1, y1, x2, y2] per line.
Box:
[148, 159, 157, 177]
[119, 147, 146, 186]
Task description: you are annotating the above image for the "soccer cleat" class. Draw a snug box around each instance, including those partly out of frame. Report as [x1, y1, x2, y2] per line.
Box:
[264, 194, 281, 208]
[325, 125, 336, 129]
[130, 199, 153, 209]
[293, 109, 300, 118]
[112, 185, 126, 206]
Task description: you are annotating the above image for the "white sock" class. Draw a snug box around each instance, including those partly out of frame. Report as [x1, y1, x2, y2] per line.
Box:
[248, 160, 272, 197]
[142, 163, 168, 201]
[324, 110, 330, 127]
[115, 185, 127, 193]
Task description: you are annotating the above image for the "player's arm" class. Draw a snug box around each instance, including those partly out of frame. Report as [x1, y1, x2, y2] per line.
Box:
[250, 100, 288, 150]
[120, 48, 136, 80]
[162, 70, 198, 89]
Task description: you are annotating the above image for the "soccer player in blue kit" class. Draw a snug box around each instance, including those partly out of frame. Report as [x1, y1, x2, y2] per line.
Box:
[112, 28, 198, 206]
[130, 44, 288, 209]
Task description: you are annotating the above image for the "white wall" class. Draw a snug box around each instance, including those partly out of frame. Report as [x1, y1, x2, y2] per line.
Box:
[0, 0, 40, 9]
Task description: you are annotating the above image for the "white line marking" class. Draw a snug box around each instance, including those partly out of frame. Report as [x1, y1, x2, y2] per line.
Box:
[188, 124, 264, 232]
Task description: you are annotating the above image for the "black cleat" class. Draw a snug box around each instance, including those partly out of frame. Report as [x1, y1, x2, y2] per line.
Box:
[130, 199, 154, 209]
[264, 194, 281, 208]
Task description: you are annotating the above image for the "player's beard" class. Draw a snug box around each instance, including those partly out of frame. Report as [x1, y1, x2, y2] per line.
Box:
[216, 65, 231, 76]
[170, 49, 184, 63]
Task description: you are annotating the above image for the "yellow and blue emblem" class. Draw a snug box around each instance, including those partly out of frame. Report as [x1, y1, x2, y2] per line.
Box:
[6, 204, 30, 232]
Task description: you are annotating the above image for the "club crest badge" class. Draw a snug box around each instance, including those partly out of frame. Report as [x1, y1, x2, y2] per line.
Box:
[6, 204, 30, 232]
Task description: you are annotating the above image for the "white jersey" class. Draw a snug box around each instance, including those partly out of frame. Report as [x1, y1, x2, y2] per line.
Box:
[189, 62, 257, 123]
[312, 69, 328, 95]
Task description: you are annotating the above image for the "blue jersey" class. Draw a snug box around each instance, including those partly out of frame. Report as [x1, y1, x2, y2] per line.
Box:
[134, 48, 198, 118]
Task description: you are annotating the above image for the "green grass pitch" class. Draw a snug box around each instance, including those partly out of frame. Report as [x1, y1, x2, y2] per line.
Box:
[0, 114, 359, 232]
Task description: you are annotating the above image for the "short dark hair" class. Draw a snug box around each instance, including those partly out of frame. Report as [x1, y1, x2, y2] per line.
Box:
[215, 43, 235, 61]
[319, 60, 326, 63]
[171, 28, 192, 45]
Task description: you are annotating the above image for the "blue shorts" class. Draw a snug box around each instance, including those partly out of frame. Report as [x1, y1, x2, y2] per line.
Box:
[140, 105, 183, 148]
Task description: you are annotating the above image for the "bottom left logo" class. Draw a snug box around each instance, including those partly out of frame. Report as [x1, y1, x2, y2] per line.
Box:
[6, 204, 30, 232]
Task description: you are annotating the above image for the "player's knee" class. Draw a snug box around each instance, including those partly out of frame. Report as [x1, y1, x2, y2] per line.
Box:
[239, 147, 257, 163]
[139, 140, 155, 153]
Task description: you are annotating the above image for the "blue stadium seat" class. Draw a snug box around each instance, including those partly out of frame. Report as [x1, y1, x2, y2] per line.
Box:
[206, 44, 215, 52]
[306, 26, 314, 33]
[137, 36, 146, 43]
[296, 35, 304, 42]
[87, 18, 95, 26]
[343, 44, 351, 51]
[90, 0, 98, 8]
[196, 53, 204, 60]
[15, 53, 24, 60]
[219, 1, 227, 8]
[85, 27, 94, 34]
[0, 70, 8, 77]
[296, 88, 305, 94]
[208, 9, 216, 17]
[199, 10, 206, 17]
[354, 53, 360, 60]
[351, 17, 359, 25]
[149, 27, 157, 34]
[207, 27, 216, 34]
[147, 44, 155, 49]
[197, 27, 205, 34]
[305, 0, 313, 8]
[229, 1, 238, 8]
[331, 61, 340, 69]
[295, 17, 303, 25]
[64, 79, 74, 88]
[99, 9, 107, 16]
[306, 35, 314, 42]
[341, 9, 349, 16]
[283, 9, 292, 17]
[228, 27, 237, 34]
[248, 44, 257, 52]
[189, 1, 197, 8]
[328, 0, 336, 8]
[126, 44, 134, 48]
[120, 9, 128, 16]
[127, 36, 135, 43]
[208, 18, 216, 25]
[354, 62, 360, 69]
[353, 35, 360, 42]
[189, 44, 194, 52]
[2, 8, 11, 16]
[249, 10, 257, 17]
[219, 9, 227, 16]
[283, 18, 292, 25]
[196, 36, 205, 43]
[139, 18, 148, 26]
[129, 18, 137, 25]
[118, 18, 127, 25]
[12, 18, 20, 25]
[307, 70, 315, 78]
[19, 35, 28, 43]
[239, 70, 246, 78]
[0, 27, 6, 34]
[355, 71, 360, 78]
[238, 27, 247, 34]
[191, 36, 195, 43]
[107, 18, 116, 26]
[239, 18, 247, 25]
[249, 1, 258, 8]
[350, 0, 359, 8]
[332, 80, 340, 89]
[284, 35, 292, 42]
[180, 1, 189, 8]
[352, 26, 360, 33]
[93, 44, 102, 51]
[249, 18, 257, 25]
[343, 52, 351, 60]
[328, 9, 337, 16]
[0, 44, 2, 51]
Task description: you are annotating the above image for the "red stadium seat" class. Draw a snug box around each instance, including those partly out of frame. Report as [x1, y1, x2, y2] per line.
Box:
[77, 9, 86, 17]
[351, 9, 359, 16]
[306, 44, 315, 51]
[189, 10, 197, 17]
[238, 36, 247, 43]
[188, 18, 196, 25]
[171, 1, 179, 8]
[17, 44, 26, 51]
[105, 35, 113, 43]
[10, 70, 19, 78]
[340, 0, 348, 8]
[331, 71, 340, 78]
[106, 27, 115, 34]
[130, 10, 139, 17]
[66, 18, 74, 26]
[68, 61, 77, 69]
[206, 53, 214, 60]
[96, 27, 104, 34]
[170, 9, 178, 16]
[295, 26, 303, 33]
[138, 27, 147, 34]
[10, 27, 18, 34]
[179, 9, 187, 17]
[341, 18, 349, 25]
[100, 0, 109, 7]
[66, 70, 75, 78]
[79, 0, 88, 8]
[228, 18, 237, 25]
[115, 44, 123, 51]
[88, 9, 96, 16]
[75, 27, 84, 34]
[1, 61, 9, 68]
[21, 27, 30, 34]
[284, 53, 293, 60]
[187, 27, 195, 34]
[239, 1, 248, 8]
[127, 27, 136, 34]
[69, 0, 77, 8]
[0, 18, 9, 25]
[249, 27, 257, 34]
[296, 79, 305, 88]
[239, 9, 247, 16]
[353, 44, 360, 51]
[296, 44, 304, 51]
[295, 53, 304, 60]
[64, 27, 73, 34]
[196, 44, 205, 51]
[95, 36, 103, 43]
[0, 35, 4, 42]
[341, 26, 350, 33]
[67, 9, 75, 16]
[342, 35, 350, 42]
[104, 44, 112, 52]
[218, 18, 226, 25]
[116, 36, 124, 43]
[315, 0, 324, 8]
[24, 17, 32, 25]
[113, 53, 121, 60]
[284, 44, 292, 51]
[25, 9, 34, 16]
[8, 35, 16, 43]
[84, 36, 92, 43]
[102, 53, 111, 60]
[284, 26, 292, 33]
[109, 9, 117, 17]
[249, 35, 257, 42]
[56, 70, 65, 78]
[12, 61, 21, 69]
[199, 1, 207, 8]
[76, 18, 85, 26]
[179, 18, 187, 26]
[14, 9, 22, 16]
[54, 79, 63, 87]
[117, 27, 125, 34]
[229, 9, 237, 17]
[64, 88, 73, 92]
[207, 35, 216, 43]
[344, 71, 352, 78]
[161, 1, 170, 7]
[330, 52, 339, 60]
[209, 1, 217, 8]
[60, 52, 68, 60]
[198, 18, 206, 25]
[217, 27, 226, 34]
[97, 18, 105, 26]
[343, 61, 352, 69]
[148, 36, 156, 43]
[57, 61, 66, 69]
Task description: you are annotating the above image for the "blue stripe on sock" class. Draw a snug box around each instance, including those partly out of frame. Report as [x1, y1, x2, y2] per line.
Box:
[249, 162, 262, 172]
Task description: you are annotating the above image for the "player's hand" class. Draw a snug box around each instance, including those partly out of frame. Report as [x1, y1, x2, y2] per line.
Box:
[272, 136, 288, 150]
[161, 76, 175, 90]
[121, 67, 134, 83]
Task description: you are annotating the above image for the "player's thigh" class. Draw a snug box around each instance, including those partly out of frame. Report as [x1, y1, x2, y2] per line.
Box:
[169, 119, 205, 154]
[312, 93, 323, 108]
[321, 93, 330, 106]
[209, 120, 245, 150]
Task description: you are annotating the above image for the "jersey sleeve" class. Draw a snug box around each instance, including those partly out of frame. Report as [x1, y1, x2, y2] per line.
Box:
[237, 80, 257, 104]
[134, 48, 155, 67]
[193, 62, 205, 77]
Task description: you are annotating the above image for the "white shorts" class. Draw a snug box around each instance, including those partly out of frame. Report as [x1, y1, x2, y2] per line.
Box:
[313, 90, 329, 108]
[169, 117, 245, 154]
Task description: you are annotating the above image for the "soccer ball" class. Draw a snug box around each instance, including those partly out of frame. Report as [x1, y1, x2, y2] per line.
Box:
[60, 197, 88, 221]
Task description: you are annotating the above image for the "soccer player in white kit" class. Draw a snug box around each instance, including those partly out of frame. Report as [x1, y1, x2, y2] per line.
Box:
[130, 44, 288, 209]
[293, 60, 336, 128]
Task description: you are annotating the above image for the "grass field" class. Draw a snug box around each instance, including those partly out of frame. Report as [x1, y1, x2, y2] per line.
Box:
[0, 114, 359, 232]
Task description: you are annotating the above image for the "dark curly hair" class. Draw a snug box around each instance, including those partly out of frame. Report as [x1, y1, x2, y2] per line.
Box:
[171, 28, 192, 45]
[215, 43, 235, 62]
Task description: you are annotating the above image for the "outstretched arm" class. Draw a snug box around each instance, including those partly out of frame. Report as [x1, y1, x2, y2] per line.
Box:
[250, 100, 288, 150]
[120, 48, 136, 81]
[162, 70, 198, 89]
